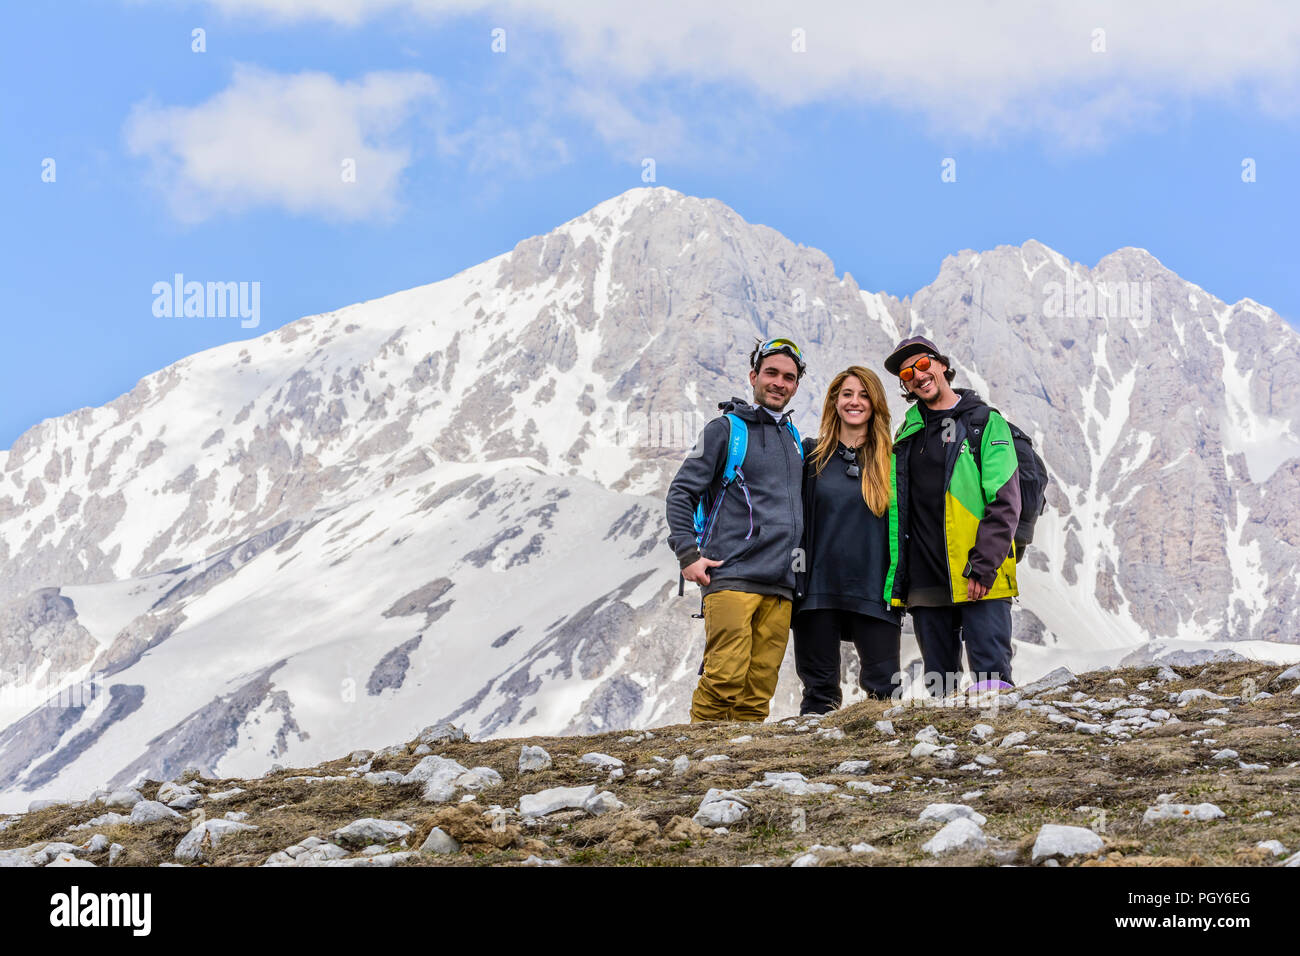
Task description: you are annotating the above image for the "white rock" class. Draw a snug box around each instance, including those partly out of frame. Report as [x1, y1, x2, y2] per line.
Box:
[699, 754, 730, 763]
[520, 785, 598, 818]
[419, 827, 460, 854]
[671, 755, 691, 775]
[330, 818, 414, 848]
[174, 819, 258, 860]
[815, 727, 846, 741]
[583, 790, 625, 816]
[919, 803, 987, 826]
[208, 788, 245, 801]
[911, 742, 940, 759]
[413, 744, 433, 755]
[348, 749, 374, 763]
[1175, 688, 1226, 707]
[971, 724, 995, 741]
[580, 752, 624, 770]
[46, 853, 96, 867]
[729, 735, 753, 744]
[834, 760, 873, 774]
[1074, 723, 1102, 735]
[68, 813, 130, 832]
[846, 781, 891, 794]
[694, 799, 748, 827]
[364, 771, 405, 785]
[1252, 811, 1274, 819]
[156, 782, 197, 803]
[1019, 667, 1074, 696]
[518, 745, 552, 773]
[1210, 748, 1239, 761]
[921, 818, 987, 855]
[791, 852, 821, 867]
[81, 834, 110, 854]
[129, 800, 182, 824]
[102, 789, 144, 809]
[27, 799, 67, 812]
[875, 720, 895, 735]
[850, 843, 877, 854]
[998, 731, 1029, 748]
[520, 855, 563, 866]
[962, 790, 985, 800]
[108, 844, 124, 865]
[915, 725, 941, 744]
[456, 767, 504, 792]
[1142, 803, 1225, 823]
[1032, 824, 1104, 861]
[635, 769, 662, 780]
[416, 721, 469, 746]
[1257, 840, 1287, 857]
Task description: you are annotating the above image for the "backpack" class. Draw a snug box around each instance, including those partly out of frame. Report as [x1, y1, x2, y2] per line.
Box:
[961, 405, 1049, 562]
[678, 412, 804, 608]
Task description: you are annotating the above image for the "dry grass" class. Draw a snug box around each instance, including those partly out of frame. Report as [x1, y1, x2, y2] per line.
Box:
[3, 661, 1299, 867]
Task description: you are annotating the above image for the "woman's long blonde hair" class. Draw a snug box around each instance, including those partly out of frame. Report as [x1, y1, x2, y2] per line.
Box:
[811, 367, 892, 517]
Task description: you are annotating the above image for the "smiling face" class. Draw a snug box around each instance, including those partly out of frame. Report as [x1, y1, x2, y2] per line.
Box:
[900, 352, 947, 404]
[749, 353, 800, 411]
[836, 375, 872, 432]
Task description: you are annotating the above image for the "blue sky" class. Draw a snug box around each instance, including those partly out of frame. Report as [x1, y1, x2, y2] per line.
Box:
[3, 1, 1298, 449]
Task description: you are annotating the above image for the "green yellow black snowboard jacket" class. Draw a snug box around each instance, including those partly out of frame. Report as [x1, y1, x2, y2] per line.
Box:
[884, 388, 1021, 606]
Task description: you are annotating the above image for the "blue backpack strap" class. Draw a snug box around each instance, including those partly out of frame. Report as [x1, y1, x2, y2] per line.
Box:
[722, 413, 748, 481]
[784, 419, 804, 459]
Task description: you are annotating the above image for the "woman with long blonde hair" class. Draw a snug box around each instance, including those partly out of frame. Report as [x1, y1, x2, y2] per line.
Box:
[792, 366, 902, 712]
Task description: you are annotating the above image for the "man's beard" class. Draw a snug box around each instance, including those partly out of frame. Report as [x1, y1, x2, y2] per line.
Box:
[753, 386, 787, 411]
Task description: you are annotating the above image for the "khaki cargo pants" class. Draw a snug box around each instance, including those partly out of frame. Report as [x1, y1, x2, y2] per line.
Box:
[691, 590, 792, 722]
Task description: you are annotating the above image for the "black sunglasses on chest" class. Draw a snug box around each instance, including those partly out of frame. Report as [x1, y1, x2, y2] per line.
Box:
[838, 444, 861, 478]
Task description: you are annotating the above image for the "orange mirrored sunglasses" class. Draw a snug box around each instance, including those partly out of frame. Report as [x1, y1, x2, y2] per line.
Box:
[898, 354, 937, 382]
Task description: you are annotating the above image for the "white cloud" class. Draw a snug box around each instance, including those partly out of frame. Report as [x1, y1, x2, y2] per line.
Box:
[187, 0, 1300, 144]
[124, 65, 437, 222]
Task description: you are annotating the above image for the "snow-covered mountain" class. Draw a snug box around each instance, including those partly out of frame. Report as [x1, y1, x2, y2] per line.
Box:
[2, 187, 1299, 811]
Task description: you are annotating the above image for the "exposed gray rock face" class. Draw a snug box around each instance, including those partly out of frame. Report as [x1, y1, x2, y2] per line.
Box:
[366, 635, 422, 696]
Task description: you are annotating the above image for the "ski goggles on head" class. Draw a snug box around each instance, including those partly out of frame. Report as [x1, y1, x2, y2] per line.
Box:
[753, 337, 806, 373]
[897, 354, 938, 382]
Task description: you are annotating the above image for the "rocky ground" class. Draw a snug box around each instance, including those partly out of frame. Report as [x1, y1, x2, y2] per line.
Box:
[2, 659, 1300, 867]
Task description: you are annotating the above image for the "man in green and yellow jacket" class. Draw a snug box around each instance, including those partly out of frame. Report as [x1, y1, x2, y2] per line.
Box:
[883, 336, 1020, 696]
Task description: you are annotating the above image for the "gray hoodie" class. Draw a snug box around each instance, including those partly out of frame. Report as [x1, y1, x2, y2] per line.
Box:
[665, 397, 805, 600]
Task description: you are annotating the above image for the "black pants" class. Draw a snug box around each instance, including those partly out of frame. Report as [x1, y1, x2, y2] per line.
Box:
[910, 599, 1013, 696]
[792, 609, 902, 715]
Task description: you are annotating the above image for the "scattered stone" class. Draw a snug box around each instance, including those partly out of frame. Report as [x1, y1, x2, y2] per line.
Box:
[693, 789, 749, 826]
[672, 755, 691, 775]
[850, 843, 877, 854]
[101, 789, 144, 809]
[911, 742, 940, 759]
[419, 827, 460, 854]
[580, 752, 624, 770]
[174, 819, 258, 861]
[1257, 840, 1287, 857]
[520, 785, 598, 818]
[456, 767, 504, 792]
[364, 771, 405, 785]
[1032, 824, 1104, 861]
[208, 788, 245, 801]
[922, 818, 987, 855]
[417, 721, 469, 746]
[1142, 803, 1225, 824]
[518, 745, 552, 773]
[919, 803, 987, 827]
[699, 754, 730, 764]
[846, 781, 892, 794]
[835, 760, 873, 774]
[999, 731, 1030, 748]
[521, 855, 562, 866]
[129, 800, 182, 824]
[729, 735, 753, 744]
[875, 720, 895, 735]
[108, 844, 124, 865]
[582, 790, 625, 816]
[330, 818, 414, 848]
[1019, 667, 1074, 696]
[971, 724, 995, 741]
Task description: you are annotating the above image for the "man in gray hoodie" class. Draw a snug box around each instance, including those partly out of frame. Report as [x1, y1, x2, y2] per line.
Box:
[666, 339, 806, 721]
